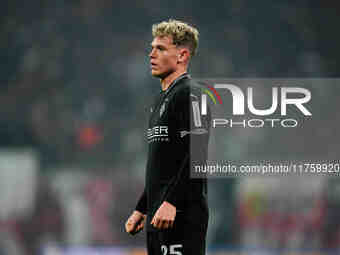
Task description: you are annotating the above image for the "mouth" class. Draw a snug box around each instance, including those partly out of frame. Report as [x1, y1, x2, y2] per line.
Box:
[150, 63, 157, 70]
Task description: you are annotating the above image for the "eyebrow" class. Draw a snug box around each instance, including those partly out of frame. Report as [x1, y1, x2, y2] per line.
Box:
[150, 44, 167, 49]
[151, 42, 178, 50]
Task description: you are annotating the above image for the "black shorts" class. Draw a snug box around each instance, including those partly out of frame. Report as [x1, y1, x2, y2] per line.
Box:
[146, 214, 208, 255]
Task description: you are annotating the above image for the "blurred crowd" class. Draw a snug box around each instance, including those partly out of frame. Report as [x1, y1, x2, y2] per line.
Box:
[1, 0, 340, 254]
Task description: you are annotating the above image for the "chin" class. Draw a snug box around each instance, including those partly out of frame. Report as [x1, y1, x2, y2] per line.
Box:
[151, 70, 171, 79]
[151, 70, 164, 78]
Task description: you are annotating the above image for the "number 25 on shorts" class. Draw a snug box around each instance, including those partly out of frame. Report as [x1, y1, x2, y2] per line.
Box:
[161, 244, 183, 255]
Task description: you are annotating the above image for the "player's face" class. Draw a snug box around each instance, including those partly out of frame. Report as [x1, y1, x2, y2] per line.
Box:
[149, 36, 179, 79]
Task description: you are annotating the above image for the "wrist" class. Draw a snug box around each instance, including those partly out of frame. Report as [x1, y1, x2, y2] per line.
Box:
[133, 210, 144, 216]
[164, 201, 176, 209]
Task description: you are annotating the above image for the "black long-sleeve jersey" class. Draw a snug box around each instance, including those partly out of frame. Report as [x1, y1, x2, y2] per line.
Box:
[135, 73, 211, 232]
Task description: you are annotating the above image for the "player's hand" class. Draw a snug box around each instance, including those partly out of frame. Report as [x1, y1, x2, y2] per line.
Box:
[125, 210, 146, 235]
[151, 201, 176, 230]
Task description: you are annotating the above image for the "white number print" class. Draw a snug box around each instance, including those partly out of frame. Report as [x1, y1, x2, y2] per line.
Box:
[161, 244, 183, 255]
[161, 245, 168, 255]
[170, 244, 183, 255]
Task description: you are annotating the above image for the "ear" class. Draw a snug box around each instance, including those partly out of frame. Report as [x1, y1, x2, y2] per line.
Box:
[177, 48, 191, 63]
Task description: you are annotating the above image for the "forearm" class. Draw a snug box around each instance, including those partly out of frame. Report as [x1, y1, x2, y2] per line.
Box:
[135, 188, 147, 214]
[162, 154, 189, 208]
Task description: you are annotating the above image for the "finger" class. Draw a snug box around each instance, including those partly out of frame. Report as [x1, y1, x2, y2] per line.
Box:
[129, 224, 141, 235]
[126, 221, 138, 233]
[134, 229, 141, 234]
[151, 215, 156, 226]
[158, 219, 166, 229]
[126, 225, 134, 234]
[125, 222, 131, 232]
[135, 216, 144, 225]
[151, 213, 158, 225]
[133, 226, 142, 234]
[126, 225, 135, 233]
[169, 219, 174, 228]
[136, 222, 144, 232]
[153, 217, 161, 229]
[162, 220, 169, 229]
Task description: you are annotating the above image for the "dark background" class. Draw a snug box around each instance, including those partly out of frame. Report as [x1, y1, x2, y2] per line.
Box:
[1, 1, 340, 254]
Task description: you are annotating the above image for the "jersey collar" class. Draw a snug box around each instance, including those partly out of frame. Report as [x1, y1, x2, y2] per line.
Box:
[161, 73, 190, 95]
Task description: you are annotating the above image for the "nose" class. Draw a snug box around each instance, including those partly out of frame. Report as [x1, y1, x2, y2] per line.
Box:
[149, 48, 156, 58]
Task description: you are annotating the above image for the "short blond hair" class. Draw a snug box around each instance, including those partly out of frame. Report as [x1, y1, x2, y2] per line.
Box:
[152, 19, 199, 56]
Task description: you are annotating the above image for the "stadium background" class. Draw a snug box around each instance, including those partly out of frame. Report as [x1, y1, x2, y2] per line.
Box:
[1, 1, 340, 254]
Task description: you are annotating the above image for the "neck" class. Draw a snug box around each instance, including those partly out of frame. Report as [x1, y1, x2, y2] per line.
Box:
[160, 69, 187, 91]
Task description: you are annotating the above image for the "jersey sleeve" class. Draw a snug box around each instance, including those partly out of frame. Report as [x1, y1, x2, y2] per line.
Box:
[162, 86, 210, 207]
[135, 188, 147, 214]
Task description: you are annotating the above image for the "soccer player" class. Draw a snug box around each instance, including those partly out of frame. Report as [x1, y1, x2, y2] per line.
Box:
[125, 19, 211, 255]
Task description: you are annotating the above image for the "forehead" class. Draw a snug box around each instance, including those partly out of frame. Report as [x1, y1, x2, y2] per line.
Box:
[151, 36, 174, 47]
